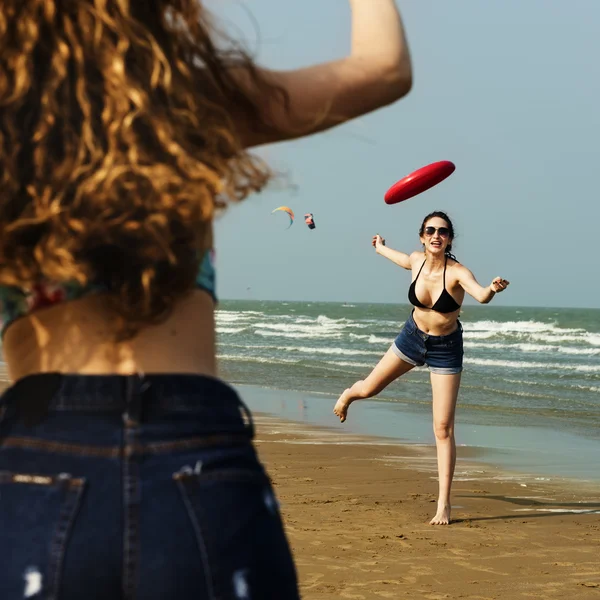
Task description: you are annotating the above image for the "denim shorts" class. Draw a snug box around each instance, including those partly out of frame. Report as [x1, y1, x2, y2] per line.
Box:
[0, 373, 300, 600]
[392, 311, 464, 375]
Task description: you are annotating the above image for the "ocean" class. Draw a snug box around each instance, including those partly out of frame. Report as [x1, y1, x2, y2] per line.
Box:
[217, 300, 600, 482]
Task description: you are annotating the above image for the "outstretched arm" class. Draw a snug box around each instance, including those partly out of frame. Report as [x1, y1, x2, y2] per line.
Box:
[457, 265, 510, 304]
[233, 0, 413, 147]
[372, 235, 413, 270]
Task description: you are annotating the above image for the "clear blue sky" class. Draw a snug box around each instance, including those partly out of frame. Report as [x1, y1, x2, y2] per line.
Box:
[209, 0, 600, 309]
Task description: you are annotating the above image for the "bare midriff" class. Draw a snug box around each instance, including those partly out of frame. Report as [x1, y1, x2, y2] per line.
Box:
[2, 291, 216, 383]
[411, 306, 462, 336]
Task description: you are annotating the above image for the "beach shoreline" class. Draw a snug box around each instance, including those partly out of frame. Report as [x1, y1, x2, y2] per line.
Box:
[250, 410, 600, 599]
[235, 383, 600, 489]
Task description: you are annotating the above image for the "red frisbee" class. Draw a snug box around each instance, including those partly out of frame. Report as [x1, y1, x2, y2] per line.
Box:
[384, 161, 456, 205]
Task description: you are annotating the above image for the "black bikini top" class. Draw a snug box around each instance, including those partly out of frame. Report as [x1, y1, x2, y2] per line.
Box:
[408, 257, 461, 314]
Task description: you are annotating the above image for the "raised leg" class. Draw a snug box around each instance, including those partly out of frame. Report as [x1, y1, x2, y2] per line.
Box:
[333, 345, 415, 423]
[429, 371, 461, 525]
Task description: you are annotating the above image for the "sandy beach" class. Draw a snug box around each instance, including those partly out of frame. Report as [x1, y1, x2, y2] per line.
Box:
[253, 413, 600, 599]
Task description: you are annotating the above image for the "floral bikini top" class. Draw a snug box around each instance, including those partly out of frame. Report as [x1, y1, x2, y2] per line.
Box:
[0, 248, 216, 337]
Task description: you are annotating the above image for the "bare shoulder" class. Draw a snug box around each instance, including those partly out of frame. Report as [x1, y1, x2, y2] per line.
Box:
[450, 261, 474, 281]
[410, 250, 425, 264]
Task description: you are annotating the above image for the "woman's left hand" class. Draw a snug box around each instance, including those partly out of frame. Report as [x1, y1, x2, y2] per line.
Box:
[490, 277, 510, 293]
[372, 234, 386, 251]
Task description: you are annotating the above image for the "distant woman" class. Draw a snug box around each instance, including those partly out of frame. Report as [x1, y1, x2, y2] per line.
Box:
[334, 211, 509, 525]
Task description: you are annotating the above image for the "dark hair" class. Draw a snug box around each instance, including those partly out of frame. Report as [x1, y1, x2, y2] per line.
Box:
[0, 0, 290, 338]
[419, 211, 458, 262]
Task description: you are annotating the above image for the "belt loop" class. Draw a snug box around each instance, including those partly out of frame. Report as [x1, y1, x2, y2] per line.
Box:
[238, 399, 255, 439]
[123, 375, 143, 427]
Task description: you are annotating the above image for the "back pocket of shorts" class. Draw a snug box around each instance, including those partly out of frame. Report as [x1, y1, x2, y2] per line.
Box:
[174, 467, 299, 600]
[0, 472, 86, 600]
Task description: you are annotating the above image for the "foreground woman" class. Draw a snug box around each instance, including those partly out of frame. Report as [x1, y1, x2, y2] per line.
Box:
[0, 0, 412, 597]
[334, 212, 509, 525]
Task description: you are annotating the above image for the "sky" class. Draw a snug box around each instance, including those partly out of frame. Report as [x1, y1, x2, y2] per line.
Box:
[208, 0, 600, 309]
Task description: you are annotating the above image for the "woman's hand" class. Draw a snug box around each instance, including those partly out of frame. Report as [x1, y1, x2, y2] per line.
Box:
[372, 234, 386, 252]
[457, 266, 509, 303]
[490, 277, 510, 293]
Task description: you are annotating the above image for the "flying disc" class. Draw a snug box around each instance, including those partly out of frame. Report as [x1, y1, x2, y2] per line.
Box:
[384, 161, 456, 205]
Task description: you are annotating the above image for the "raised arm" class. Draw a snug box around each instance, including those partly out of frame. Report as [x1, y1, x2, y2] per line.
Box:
[457, 265, 510, 304]
[372, 234, 413, 270]
[233, 0, 413, 147]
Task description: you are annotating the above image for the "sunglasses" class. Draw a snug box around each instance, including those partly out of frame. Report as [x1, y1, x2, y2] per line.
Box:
[424, 226, 450, 237]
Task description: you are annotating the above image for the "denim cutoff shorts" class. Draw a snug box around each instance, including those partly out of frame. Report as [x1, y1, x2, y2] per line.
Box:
[392, 311, 464, 375]
[0, 373, 300, 600]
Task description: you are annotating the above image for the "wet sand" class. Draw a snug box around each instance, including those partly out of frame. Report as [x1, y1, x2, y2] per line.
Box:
[253, 414, 600, 599]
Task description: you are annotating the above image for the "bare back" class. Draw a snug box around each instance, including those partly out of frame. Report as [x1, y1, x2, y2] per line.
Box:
[2, 292, 216, 382]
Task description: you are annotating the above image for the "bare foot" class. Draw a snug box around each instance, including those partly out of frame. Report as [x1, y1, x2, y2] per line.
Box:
[430, 504, 451, 525]
[333, 389, 353, 423]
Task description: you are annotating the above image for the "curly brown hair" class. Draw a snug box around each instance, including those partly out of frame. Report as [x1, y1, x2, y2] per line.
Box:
[0, 0, 287, 336]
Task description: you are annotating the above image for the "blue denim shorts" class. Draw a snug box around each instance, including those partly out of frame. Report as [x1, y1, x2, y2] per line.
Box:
[0, 373, 300, 600]
[392, 311, 464, 374]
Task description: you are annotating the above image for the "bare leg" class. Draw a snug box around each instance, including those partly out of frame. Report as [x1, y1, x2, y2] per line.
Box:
[333, 345, 414, 423]
[429, 371, 461, 525]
